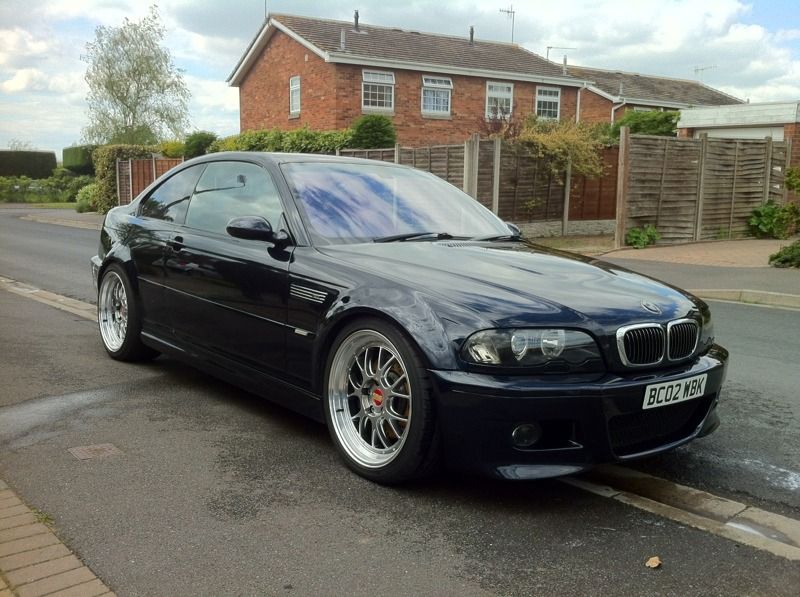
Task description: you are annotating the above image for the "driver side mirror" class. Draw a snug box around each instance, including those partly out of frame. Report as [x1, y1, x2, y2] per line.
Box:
[505, 222, 521, 237]
[226, 216, 291, 248]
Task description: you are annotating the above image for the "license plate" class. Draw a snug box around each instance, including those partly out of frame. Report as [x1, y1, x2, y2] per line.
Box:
[642, 373, 708, 410]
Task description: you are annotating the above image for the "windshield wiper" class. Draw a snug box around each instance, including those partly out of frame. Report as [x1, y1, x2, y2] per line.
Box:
[471, 233, 523, 242]
[373, 232, 456, 243]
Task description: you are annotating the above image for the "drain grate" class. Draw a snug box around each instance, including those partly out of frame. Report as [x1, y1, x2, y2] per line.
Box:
[68, 443, 123, 460]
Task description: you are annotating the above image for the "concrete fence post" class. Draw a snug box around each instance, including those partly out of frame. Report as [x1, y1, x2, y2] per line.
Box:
[562, 161, 572, 236]
[394, 143, 400, 164]
[614, 126, 630, 249]
[491, 138, 501, 214]
[694, 133, 708, 241]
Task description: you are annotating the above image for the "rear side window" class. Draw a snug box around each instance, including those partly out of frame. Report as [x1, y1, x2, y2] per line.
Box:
[185, 162, 283, 236]
[140, 164, 204, 223]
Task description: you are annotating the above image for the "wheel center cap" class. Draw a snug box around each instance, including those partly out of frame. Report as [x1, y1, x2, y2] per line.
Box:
[371, 388, 384, 408]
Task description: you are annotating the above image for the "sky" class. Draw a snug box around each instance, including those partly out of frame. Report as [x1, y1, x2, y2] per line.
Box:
[1, 0, 798, 159]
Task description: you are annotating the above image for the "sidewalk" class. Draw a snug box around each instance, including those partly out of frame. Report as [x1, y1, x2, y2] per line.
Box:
[601, 238, 800, 308]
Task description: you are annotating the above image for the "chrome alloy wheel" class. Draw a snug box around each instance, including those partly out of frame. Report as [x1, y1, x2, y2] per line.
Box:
[98, 270, 128, 352]
[328, 330, 413, 468]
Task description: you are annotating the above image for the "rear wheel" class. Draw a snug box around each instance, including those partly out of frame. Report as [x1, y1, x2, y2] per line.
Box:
[324, 318, 439, 484]
[97, 263, 158, 362]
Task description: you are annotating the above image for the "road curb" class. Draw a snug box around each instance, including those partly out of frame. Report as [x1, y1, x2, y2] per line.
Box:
[690, 288, 800, 309]
[564, 465, 800, 561]
[0, 277, 95, 321]
[19, 215, 102, 231]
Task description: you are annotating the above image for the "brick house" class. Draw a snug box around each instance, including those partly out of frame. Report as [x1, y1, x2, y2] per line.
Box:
[228, 13, 591, 145]
[227, 13, 742, 144]
[567, 66, 742, 123]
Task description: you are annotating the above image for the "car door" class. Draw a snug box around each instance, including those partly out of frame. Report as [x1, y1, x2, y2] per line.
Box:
[130, 164, 206, 337]
[163, 160, 291, 376]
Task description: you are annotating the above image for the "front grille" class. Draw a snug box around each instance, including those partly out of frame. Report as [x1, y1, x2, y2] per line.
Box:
[620, 325, 665, 365]
[608, 395, 713, 456]
[668, 320, 699, 360]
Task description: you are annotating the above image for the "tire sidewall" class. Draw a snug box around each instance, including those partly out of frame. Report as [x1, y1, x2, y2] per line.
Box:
[323, 318, 435, 484]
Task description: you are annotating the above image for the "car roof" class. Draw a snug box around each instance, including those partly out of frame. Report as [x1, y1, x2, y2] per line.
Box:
[184, 151, 409, 169]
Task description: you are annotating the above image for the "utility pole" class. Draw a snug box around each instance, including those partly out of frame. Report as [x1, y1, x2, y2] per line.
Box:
[500, 5, 515, 42]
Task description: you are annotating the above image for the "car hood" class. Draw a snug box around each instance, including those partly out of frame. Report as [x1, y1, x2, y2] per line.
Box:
[318, 240, 701, 328]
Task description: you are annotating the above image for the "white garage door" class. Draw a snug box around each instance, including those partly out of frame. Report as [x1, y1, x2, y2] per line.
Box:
[693, 126, 784, 141]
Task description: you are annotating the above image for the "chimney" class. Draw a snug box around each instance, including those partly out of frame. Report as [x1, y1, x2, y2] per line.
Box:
[340, 28, 346, 50]
[469, 26, 474, 45]
[562, 55, 567, 75]
[354, 9, 359, 31]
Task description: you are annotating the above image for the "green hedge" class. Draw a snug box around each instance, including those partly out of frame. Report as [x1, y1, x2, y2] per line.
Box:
[62, 145, 98, 175]
[0, 169, 93, 203]
[184, 131, 217, 158]
[0, 150, 57, 179]
[349, 115, 397, 149]
[93, 144, 154, 214]
[207, 127, 354, 154]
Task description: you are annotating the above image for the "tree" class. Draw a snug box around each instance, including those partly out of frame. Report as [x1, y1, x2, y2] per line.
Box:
[516, 116, 606, 179]
[611, 110, 679, 139]
[81, 6, 190, 145]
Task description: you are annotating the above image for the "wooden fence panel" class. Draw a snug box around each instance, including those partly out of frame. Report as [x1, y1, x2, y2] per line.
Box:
[570, 146, 618, 221]
[116, 157, 183, 205]
[621, 133, 790, 245]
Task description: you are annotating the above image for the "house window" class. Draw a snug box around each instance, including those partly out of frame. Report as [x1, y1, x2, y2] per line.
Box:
[486, 81, 513, 119]
[421, 76, 453, 115]
[362, 70, 395, 111]
[536, 87, 560, 120]
[289, 76, 301, 115]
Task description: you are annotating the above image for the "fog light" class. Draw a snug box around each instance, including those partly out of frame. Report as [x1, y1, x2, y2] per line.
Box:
[511, 423, 542, 448]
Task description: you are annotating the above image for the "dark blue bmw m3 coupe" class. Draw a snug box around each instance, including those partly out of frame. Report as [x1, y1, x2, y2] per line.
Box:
[91, 152, 727, 483]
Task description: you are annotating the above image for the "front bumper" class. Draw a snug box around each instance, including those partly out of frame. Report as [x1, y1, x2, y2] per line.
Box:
[430, 345, 728, 479]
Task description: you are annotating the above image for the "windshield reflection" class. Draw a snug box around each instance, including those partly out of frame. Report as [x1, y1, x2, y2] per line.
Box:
[282, 163, 508, 245]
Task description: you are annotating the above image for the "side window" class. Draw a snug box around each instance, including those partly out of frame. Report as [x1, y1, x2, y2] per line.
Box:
[185, 162, 283, 236]
[140, 165, 204, 223]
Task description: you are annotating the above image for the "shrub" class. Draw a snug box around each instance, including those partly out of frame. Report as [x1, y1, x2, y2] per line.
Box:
[184, 131, 218, 158]
[769, 240, 800, 268]
[626, 225, 661, 249]
[0, 169, 93, 202]
[748, 200, 800, 239]
[62, 145, 98, 175]
[349, 115, 396, 149]
[0, 150, 57, 179]
[158, 140, 185, 158]
[611, 111, 680, 139]
[786, 167, 800, 193]
[206, 127, 353, 155]
[517, 116, 605, 178]
[92, 144, 154, 213]
[75, 182, 100, 212]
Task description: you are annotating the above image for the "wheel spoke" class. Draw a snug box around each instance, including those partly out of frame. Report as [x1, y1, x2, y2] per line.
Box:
[385, 403, 409, 423]
[386, 417, 403, 438]
[375, 421, 392, 449]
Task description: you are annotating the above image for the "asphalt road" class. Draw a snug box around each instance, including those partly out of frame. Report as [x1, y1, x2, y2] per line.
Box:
[0, 207, 98, 303]
[1, 209, 799, 594]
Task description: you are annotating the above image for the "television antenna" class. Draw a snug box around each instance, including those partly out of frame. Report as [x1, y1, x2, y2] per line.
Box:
[693, 65, 717, 82]
[546, 46, 576, 61]
[500, 5, 515, 42]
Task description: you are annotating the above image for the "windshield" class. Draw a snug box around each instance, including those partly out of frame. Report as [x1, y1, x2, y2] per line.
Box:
[281, 162, 509, 245]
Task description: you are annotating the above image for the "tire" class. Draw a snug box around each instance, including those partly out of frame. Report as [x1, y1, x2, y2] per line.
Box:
[97, 263, 158, 362]
[323, 318, 439, 484]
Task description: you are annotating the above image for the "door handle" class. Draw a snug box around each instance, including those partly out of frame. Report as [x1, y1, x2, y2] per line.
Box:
[167, 236, 184, 251]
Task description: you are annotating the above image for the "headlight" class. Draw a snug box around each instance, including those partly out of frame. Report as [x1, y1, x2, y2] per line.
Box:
[461, 328, 604, 372]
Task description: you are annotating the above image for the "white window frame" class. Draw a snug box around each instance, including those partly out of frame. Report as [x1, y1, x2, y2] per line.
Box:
[362, 70, 395, 112]
[485, 81, 514, 119]
[536, 86, 561, 120]
[289, 76, 301, 115]
[421, 76, 453, 116]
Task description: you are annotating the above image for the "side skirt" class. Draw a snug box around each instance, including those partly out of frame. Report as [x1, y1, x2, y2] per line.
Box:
[141, 331, 325, 423]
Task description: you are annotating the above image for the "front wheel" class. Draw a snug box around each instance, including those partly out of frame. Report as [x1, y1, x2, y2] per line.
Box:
[97, 263, 158, 362]
[323, 319, 439, 484]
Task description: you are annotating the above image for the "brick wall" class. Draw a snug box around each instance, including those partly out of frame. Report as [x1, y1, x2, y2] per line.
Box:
[578, 89, 611, 123]
[239, 32, 338, 132]
[239, 30, 584, 144]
